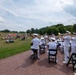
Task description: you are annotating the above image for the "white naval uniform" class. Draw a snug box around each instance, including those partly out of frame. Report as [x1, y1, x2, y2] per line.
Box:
[39, 39, 45, 45]
[31, 37, 40, 58]
[59, 41, 64, 52]
[71, 37, 76, 54]
[63, 35, 71, 63]
[47, 42, 57, 54]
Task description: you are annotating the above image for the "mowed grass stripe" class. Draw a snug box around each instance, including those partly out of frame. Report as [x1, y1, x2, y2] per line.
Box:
[0, 38, 31, 59]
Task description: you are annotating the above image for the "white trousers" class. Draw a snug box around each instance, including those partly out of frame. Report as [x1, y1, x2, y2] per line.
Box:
[71, 45, 76, 54]
[64, 45, 70, 63]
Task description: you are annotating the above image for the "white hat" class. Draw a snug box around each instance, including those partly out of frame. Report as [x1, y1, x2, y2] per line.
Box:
[66, 31, 71, 34]
[41, 37, 44, 39]
[51, 37, 55, 41]
[44, 35, 48, 39]
[40, 36, 44, 39]
[33, 33, 38, 36]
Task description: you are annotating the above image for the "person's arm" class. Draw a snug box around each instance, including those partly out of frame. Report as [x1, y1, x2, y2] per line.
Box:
[56, 44, 58, 51]
[47, 43, 49, 50]
[31, 42, 33, 46]
[31, 40, 33, 46]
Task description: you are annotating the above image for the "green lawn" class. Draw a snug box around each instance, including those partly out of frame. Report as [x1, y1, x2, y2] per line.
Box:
[0, 35, 31, 59]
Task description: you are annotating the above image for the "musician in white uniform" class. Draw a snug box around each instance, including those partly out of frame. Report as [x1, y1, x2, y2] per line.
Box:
[63, 31, 71, 64]
[71, 34, 76, 54]
[47, 37, 57, 54]
[39, 37, 45, 45]
[31, 34, 40, 59]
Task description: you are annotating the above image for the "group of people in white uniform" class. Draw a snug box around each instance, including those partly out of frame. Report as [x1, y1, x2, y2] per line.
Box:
[57, 31, 76, 64]
[31, 31, 76, 64]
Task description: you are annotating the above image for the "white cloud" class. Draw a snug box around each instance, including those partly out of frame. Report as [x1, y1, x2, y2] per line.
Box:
[3, 7, 18, 17]
[0, 0, 76, 31]
[0, 16, 6, 22]
[0, 5, 18, 17]
[63, 0, 76, 17]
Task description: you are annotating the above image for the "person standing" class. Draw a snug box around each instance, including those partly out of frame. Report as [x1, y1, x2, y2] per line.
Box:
[71, 34, 76, 54]
[63, 31, 71, 64]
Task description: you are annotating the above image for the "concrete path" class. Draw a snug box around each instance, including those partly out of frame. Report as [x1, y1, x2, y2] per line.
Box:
[0, 50, 73, 75]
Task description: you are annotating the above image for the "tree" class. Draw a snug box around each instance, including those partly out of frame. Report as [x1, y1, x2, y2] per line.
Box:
[65, 25, 73, 33]
[31, 28, 35, 33]
[57, 25, 66, 33]
[39, 29, 44, 35]
[26, 29, 31, 33]
[0, 29, 10, 33]
[73, 24, 76, 32]
[25, 24, 76, 35]
[46, 27, 59, 35]
[11, 31, 18, 33]
[39, 27, 47, 35]
[56, 24, 64, 27]
[19, 31, 25, 33]
[34, 29, 39, 33]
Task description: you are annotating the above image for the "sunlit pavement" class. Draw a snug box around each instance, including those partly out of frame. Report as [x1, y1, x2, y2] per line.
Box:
[0, 50, 73, 75]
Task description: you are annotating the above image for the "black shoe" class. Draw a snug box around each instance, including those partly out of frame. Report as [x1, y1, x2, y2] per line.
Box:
[30, 55, 33, 59]
[38, 58, 40, 60]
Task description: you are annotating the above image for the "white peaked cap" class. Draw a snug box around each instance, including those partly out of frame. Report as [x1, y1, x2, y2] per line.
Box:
[33, 33, 38, 36]
[41, 37, 44, 39]
[40, 36, 44, 39]
[66, 31, 71, 34]
[51, 37, 55, 40]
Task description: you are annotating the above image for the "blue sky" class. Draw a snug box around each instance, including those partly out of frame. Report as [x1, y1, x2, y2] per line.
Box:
[0, 0, 76, 31]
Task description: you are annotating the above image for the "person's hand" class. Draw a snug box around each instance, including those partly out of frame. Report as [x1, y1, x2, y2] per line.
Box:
[31, 43, 33, 46]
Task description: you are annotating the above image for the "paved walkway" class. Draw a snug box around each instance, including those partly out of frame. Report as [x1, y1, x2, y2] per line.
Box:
[0, 50, 73, 75]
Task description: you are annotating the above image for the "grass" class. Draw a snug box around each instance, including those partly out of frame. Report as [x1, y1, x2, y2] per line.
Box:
[0, 34, 31, 59]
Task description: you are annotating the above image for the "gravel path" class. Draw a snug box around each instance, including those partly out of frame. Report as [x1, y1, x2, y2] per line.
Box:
[0, 50, 73, 75]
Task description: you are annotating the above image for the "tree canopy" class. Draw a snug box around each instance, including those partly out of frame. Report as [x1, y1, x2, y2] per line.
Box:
[26, 24, 75, 35]
[0, 24, 76, 35]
